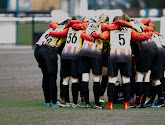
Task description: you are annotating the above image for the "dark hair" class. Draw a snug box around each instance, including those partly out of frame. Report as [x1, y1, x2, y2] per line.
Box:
[121, 13, 132, 22]
[71, 16, 77, 20]
[98, 14, 109, 23]
[113, 16, 122, 22]
[60, 19, 71, 25]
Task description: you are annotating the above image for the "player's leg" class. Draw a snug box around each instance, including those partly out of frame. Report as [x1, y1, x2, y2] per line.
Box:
[100, 67, 108, 103]
[134, 71, 145, 106]
[100, 55, 109, 103]
[121, 62, 131, 109]
[151, 79, 164, 107]
[60, 59, 71, 103]
[105, 62, 118, 110]
[71, 59, 81, 107]
[78, 56, 91, 108]
[92, 57, 103, 109]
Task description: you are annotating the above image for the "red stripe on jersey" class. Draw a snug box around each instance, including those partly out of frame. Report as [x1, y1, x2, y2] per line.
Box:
[128, 49, 131, 56]
[95, 44, 98, 51]
[87, 43, 93, 50]
[67, 46, 72, 53]
[73, 47, 76, 53]
[115, 48, 117, 56]
[120, 48, 125, 55]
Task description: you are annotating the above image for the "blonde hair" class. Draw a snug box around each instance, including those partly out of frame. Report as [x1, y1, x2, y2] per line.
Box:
[121, 13, 132, 22]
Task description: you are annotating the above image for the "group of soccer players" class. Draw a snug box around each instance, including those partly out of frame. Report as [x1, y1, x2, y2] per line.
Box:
[34, 13, 165, 110]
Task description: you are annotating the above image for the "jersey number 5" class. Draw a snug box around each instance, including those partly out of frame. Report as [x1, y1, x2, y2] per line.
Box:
[119, 34, 125, 45]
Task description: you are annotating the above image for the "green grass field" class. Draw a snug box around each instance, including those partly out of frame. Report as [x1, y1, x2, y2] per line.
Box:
[1, 97, 165, 125]
[0, 48, 165, 125]
[17, 23, 49, 45]
[17, 21, 160, 45]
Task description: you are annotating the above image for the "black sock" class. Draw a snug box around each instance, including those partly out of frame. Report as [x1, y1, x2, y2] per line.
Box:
[141, 82, 150, 104]
[157, 84, 164, 104]
[100, 76, 108, 96]
[93, 82, 101, 105]
[72, 83, 79, 104]
[107, 83, 116, 102]
[81, 81, 89, 104]
[49, 74, 57, 104]
[148, 86, 156, 104]
[60, 77, 63, 99]
[122, 82, 130, 102]
[135, 82, 143, 105]
[63, 85, 69, 103]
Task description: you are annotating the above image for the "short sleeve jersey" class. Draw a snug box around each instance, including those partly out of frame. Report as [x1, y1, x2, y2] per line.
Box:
[61, 27, 83, 59]
[81, 23, 103, 59]
[110, 27, 132, 63]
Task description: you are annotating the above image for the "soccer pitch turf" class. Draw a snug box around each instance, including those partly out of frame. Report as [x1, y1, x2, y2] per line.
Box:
[0, 48, 164, 125]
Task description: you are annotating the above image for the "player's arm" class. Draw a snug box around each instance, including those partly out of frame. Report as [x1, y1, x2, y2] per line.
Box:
[141, 18, 151, 25]
[149, 23, 155, 29]
[72, 22, 90, 30]
[92, 31, 110, 40]
[64, 20, 87, 29]
[112, 20, 132, 28]
[154, 31, 160, 36]
[81, 30, 94, 42]
[49, 28, 69, 38]
[131, 29, 153, 41]
[101, 23, 120, 31]
[143, 26, 155, 32]
[49, 21, 59, 30]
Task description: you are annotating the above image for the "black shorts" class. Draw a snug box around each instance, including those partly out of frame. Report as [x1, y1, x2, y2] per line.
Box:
[60, 59, 79, 78]
[108, 62, 131, 77]
[78, 56, 102, 75]
[150, 48, 165, 79]
[39, 45, 58, 74]
[102, 55, 109, 67]
[135, 49, 156, 73]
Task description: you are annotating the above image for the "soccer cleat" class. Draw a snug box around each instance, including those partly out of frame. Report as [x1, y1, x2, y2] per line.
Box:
[72, 103, 79, 108]
[105, 102, 113, 110]
[50, 102, 59, 107]
[145, 102, 152, 107]
[81, 97, 86, 103]
[50, 102, 66, 108]
[44, 102, 50, 107]
[139, 104, 146, 108]
[61, 98, 66, 104]
[129, 104, 140, 108]
[66, 103, 73, 107]
[124, 102, 129, 109]
[153, 99, 159, 105]
[150, 104, 164, 108]
[129, 96, 143, 104]
[86, 103, 92, 109]
[129, 98, 136, 103]
[99, 96, 105, 103]
[94, 104, 103, 109]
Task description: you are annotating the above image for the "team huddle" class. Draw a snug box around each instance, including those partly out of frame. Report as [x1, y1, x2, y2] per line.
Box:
[34, 13, 165, 110]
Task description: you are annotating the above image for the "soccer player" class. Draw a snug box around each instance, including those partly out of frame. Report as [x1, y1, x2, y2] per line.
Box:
[34, 18, 69, 107]
[128, 17, 157, 108]
[101, 15, 153, 110]
[51, 18, 88, 107]
[78, 14, 109, 109]
[145, 32, 165, 107]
